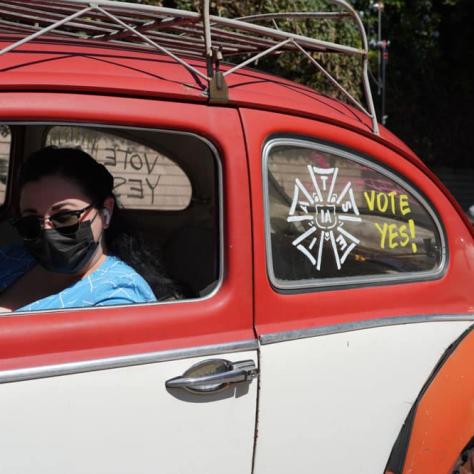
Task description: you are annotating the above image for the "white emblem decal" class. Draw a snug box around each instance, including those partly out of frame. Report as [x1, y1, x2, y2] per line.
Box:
[287, 166, 362, 270]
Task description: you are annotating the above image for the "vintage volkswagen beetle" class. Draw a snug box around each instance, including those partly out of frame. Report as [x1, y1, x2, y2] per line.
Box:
[0, 1, 472, 473]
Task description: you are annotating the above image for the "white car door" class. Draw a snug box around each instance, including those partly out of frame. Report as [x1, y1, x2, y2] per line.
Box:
[0, 98, 257, 474]
[242, 109, 474, 474]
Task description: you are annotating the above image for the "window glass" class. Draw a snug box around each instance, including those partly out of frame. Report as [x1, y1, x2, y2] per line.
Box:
[0, 125, 11, 206]
[0, 124, 219, 316]
[46, 126, 192, 210]
[265, 140, 445, 289]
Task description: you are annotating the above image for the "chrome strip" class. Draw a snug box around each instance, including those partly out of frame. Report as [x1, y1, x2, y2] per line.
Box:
[0, 339, 258, 384]
[260, 314, 474, 345]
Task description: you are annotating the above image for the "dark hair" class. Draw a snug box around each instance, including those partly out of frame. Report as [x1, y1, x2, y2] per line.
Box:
[20, 146, 178, 299]
[20, 146, 114, 205]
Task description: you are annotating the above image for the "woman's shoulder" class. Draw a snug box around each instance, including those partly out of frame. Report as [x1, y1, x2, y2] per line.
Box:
[88, 255, 157, 304]
[13, 254, 158, 312]
[94, 255, 151, 284]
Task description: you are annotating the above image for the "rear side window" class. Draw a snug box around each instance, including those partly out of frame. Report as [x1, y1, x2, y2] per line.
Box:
[0, 125, 11, 206]
[264, 139, 445, 290]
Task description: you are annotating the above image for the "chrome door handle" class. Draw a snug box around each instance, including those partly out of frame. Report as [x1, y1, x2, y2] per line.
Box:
[166, 359, 258, 394]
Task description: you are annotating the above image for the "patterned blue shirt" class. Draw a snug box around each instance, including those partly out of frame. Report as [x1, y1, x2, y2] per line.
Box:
[0, 244, 156, 312]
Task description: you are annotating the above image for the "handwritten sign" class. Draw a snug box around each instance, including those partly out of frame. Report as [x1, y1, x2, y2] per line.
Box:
[46, 126, 191, 210]
[363, 190, 417, 253]
[102, 147, 163, 205]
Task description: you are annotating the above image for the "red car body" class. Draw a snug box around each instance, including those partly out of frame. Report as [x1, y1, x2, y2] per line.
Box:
[0, 32, 473, 474]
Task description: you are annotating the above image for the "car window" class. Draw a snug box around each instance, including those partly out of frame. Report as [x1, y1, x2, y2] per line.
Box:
[43, 125, 219, 300]
[0, 125, 11, 206]
[0, 124, 220, 314]
[46, 126, 192, 210]
[264, 138, 445, 290]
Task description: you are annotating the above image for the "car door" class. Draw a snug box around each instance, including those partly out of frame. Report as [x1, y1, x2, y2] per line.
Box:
[241, 108, 474, 474]
[0, 94, 257, 474]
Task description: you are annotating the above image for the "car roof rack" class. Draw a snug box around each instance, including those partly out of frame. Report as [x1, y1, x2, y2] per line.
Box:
[0, 0, 379, 134]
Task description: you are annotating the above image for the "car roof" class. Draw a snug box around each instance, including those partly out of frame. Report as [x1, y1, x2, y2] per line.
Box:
[0, 37, 415, 158]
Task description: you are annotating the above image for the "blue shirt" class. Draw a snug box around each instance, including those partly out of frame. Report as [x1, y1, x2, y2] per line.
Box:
[0, 244, 156, 312]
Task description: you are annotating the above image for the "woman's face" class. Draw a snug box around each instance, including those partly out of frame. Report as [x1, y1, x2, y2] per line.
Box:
[19, 174, 108, 243]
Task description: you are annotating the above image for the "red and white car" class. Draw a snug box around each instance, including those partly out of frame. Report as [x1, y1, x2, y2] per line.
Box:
[0, 1, 472, 473]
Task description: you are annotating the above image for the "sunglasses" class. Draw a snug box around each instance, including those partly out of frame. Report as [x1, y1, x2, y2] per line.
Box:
[10, 204, 95, 240]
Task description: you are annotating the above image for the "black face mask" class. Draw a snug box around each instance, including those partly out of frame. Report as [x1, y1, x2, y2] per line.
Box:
[24, 220, 99, 274]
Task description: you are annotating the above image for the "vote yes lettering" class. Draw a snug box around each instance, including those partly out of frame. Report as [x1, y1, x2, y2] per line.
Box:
[363, 190, 418, 253]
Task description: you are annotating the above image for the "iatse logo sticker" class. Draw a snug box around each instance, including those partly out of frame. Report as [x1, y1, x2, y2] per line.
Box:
[287, 165, 361, 270]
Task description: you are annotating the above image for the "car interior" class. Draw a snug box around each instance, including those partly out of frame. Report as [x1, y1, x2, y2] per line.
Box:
[0, 124, 221, 302]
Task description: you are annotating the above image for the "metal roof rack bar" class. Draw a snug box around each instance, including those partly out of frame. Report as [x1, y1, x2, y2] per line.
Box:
[0, 5, 93, 56]
[0, 19, 85, 38]
[223, 38, 294, 77]
[294, 42, 371, 115]
[94, 5, 209, 82]
[238, 12, 351, 21]
[0, 0, 379, 134]
[0, 4, 118, 31]
[210, 14, 365, 56]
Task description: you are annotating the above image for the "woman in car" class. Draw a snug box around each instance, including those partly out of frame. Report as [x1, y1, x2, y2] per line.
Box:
[0, 146, 173, 313]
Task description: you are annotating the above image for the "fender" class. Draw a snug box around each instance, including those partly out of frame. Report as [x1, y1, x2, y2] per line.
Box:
[385, 324, 474, 473]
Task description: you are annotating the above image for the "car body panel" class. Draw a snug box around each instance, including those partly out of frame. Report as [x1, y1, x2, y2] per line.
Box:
[0, 93, 254, 365]
[0, 40, 416, 155]
[240, 108, 473, 336]
[0, 349, 258, 474]
[0, 93, 258, 474]
[254, 322, 472, 474]
[399, 326, 474, 474]
[239, 106, 474, 473]
[0, 36, 473, 474]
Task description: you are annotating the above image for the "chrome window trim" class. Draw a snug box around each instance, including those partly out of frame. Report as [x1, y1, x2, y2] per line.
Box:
[260, 314, 474, 345]
[0, 339, 258, 384]
[262, 137, 448, 291]
[0, 121, 224, 311]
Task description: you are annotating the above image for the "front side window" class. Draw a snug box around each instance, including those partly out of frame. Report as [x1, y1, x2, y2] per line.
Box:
[0, 124, 219, 316]
[265, 139, 445, 289]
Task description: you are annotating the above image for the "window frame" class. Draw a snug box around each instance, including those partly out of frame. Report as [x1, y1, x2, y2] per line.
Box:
[2, 121, 224, 309]
[263, 137, 448, 292]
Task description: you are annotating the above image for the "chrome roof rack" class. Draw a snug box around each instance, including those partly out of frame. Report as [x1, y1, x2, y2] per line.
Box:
[0, 0, 379, 134]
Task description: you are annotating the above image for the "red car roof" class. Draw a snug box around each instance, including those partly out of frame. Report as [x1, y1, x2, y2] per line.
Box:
[2, 38, 472, 234]
[0, 38, 412, 151]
